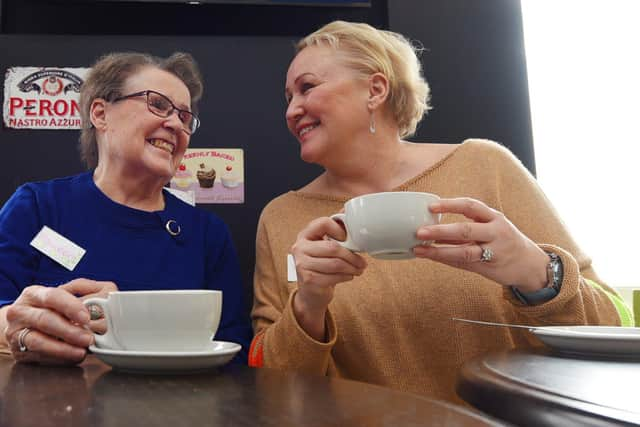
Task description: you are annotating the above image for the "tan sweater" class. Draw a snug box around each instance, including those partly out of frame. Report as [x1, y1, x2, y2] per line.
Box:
[251, 139, 620, 404]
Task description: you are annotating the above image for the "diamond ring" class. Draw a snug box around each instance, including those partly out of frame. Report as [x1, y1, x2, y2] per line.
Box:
[480, 246, 494, 263]
[88, 304, 104, 321]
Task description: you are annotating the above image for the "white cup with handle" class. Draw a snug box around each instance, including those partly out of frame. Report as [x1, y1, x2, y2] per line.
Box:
[330, 191, 441, 260]
[83, 290, 222, 352]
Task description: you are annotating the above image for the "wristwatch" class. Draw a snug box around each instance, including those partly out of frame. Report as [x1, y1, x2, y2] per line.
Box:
[511, 251, 563, 305]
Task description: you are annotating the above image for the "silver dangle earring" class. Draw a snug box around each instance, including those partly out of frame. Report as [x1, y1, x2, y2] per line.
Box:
[369, 111, 376, 134]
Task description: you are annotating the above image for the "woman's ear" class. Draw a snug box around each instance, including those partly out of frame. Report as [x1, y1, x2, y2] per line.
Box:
[89, 98, 108, 130]
[367, 72, 390, 111]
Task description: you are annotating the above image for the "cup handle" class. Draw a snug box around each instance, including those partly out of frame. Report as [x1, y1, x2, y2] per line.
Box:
[329, 213, 361, 252]
[83, 297, 117, 349]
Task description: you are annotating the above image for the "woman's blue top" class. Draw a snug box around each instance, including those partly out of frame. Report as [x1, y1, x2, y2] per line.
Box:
[0, 172, 251, 361]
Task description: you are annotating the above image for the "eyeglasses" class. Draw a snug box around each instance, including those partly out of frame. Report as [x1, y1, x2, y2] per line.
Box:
[112, 90, 200, 135]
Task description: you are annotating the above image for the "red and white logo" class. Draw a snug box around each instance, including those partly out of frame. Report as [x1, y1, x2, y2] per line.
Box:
[3, 67, 90, 130]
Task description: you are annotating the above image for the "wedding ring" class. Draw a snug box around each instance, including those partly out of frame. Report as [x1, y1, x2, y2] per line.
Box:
[88, 304, 104, 321]
[17, 327, 32, 353]
[480, 246, 494, 263]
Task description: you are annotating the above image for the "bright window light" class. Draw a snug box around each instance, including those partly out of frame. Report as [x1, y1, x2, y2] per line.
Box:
[521, 0, 639, 287]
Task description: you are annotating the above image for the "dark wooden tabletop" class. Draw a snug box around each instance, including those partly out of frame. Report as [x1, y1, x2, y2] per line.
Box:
[0, 355, 504, 427]
[457, 348, 640, 427]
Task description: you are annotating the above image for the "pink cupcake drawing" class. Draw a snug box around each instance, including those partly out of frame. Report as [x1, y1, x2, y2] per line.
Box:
[173, 164, 193, 189]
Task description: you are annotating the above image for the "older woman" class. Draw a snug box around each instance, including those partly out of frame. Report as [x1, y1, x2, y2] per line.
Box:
[0, 52, 251, 364]
[250, 21, 629, 403]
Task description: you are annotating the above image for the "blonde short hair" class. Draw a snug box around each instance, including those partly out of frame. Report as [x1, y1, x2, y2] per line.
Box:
[296, 20, 431, 138]
[78, 52, 203, 169]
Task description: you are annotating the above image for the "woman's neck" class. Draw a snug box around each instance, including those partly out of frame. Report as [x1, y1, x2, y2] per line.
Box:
[305, 134, 457, 199]
[93, 165, 166, 212]
[314, 132, 412, 197]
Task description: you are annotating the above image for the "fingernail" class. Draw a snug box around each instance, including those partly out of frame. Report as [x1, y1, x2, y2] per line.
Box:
[82, 332, 94, 347]
[75, 310, 90, 325]
[73, 348, 88, 361]
[413, 246, 429, 255]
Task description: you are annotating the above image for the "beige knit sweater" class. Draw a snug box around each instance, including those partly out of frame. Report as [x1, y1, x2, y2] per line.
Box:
[251, 139, 620, 404]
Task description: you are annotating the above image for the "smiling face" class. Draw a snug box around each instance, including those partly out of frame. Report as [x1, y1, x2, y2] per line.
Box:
[285, 45, 371, 166]
[97, 67, 192, 181]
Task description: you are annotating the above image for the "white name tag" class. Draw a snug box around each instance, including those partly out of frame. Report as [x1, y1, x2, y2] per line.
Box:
[165, 187, 196, 206]
[30, 226, 86, 271]
[287, 254, 297, 282]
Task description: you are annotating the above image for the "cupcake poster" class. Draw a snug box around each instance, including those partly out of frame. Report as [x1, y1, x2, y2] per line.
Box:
[170, 148, 244, 204]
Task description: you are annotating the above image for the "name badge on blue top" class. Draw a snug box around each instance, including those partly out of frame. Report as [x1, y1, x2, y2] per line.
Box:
[30, 226, 86, 271]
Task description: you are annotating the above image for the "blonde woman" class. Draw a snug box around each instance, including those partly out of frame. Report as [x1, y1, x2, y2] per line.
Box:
[250, 21, 628, 403]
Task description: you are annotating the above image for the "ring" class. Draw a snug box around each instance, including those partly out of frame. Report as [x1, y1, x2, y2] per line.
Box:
[480, 246, 494, 263]
[17, 328, 32, 353]
[88, 304, 104, 321]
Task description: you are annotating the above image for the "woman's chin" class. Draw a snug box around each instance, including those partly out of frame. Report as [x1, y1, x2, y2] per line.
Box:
[299, 146, 321, 164]
[142, 161, 175, 183]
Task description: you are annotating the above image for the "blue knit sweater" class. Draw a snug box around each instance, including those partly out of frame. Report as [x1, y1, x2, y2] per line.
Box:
[0, 172, 251, 361]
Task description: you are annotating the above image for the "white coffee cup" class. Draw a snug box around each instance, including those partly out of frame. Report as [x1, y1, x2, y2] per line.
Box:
[330, 192, 441, 260]
[83, 290, 222, 352]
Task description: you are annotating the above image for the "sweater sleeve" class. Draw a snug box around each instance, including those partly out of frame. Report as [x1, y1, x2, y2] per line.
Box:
[0, 185, 42, 306]
[250, 209, 337, 374]
[486, 141, 623, 326]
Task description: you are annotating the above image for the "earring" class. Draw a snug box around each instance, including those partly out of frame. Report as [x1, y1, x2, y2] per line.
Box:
[369, 111, 376, 134]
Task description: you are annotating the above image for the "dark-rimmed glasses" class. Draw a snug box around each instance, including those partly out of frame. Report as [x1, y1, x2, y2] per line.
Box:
[112, 90, 200, 135]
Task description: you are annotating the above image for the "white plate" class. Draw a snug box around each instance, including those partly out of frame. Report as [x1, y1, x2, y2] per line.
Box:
[89, 341, 242, 374]
[531, 326, 640, 356]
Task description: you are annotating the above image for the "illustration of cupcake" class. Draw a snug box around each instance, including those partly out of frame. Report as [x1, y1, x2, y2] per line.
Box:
[173, 163, 193, 189]
[196, 163, 216, 188]
[221, 165, 240, 188]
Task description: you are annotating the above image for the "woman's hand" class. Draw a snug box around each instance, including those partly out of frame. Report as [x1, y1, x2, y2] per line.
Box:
[290, 217, 367, 340]
[413, 198, 550, 292]
[60, 279, 117, 335]
[4, 279, 118, 365]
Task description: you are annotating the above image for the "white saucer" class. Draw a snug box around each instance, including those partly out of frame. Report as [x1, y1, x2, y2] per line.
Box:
[89, 341, 242, 374]
[531, 326, 640, 357]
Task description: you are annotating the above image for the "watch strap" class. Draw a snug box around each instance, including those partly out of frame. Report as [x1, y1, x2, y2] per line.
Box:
[511, 252, 563, 305]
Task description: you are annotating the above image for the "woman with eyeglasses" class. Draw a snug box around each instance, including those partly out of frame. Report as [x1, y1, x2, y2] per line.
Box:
[0, 52, 252, 364]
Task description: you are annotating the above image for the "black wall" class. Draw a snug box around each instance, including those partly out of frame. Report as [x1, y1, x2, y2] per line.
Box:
[0, 0, 387, 36]
[388, 0, 534, 172]
[0, 0, 533, 310]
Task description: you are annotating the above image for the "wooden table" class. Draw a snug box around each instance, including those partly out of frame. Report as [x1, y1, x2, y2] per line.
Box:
[0, 355, 503, 427]
[457, 349, 640, 426]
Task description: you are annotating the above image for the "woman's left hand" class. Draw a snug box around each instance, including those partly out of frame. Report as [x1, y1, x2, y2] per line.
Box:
[413, 197, 549, 292]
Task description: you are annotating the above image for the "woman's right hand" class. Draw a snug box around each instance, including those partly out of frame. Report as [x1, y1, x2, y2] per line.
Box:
[290, 217, 367, 341]
[4, 279, 117, 365]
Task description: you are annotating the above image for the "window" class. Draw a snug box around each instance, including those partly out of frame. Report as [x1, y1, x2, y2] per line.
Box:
[521, 0, 639, 287]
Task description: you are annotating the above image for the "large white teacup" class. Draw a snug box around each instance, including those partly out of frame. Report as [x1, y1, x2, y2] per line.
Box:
[330, 192, 441, 260]
[83, 290, 222, 352]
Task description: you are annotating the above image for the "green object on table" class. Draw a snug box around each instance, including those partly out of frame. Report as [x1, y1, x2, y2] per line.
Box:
[634, 289, 640, 327]
[585, 279, 634, 326]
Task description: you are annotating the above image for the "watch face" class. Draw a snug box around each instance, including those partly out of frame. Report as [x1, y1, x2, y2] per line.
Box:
[547, 253, 563, 290]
